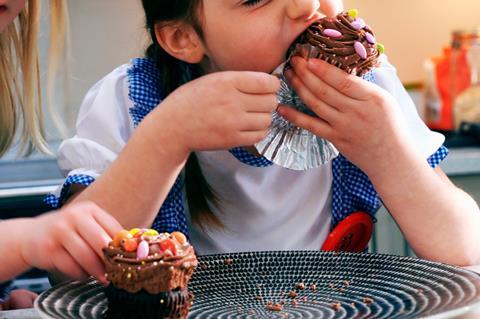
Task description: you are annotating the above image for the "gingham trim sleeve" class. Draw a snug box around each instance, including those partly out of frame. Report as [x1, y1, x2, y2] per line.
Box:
[44, 174, 96, 209]
[427, 145, 449, 168]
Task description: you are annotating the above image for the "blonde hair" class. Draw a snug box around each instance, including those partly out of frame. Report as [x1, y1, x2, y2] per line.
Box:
[0, 0, 69, 157]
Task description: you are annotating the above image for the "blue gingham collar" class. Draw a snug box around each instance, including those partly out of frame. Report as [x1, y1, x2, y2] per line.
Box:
[127, 58, 273, 167]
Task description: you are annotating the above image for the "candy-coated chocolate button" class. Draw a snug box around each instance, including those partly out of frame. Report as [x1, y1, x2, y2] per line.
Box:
[113, 230, 131, 247]
[159, 239, 178, 256]
[122, 237, 138, 252]
[321, 212, 373, 252]
[172, 231, 187, 245]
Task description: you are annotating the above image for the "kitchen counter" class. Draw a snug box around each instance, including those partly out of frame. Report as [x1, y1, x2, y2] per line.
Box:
[440, 147, 480, 176]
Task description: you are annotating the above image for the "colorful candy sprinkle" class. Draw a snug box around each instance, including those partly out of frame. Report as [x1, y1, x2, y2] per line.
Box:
[143, 229, 159, 237]
[122, 237, 138, 252]
[354, 42, 367, 59]
[348, 9, 359, 19]
[323, 29, 342, 38]
[159, 239, 178, 256]
[113, 230, 132, 247]
[136, 240, 149, 260]
[351, 18, 366, 30]
[377, 43, 385, 54]
[129, 228, 141, 236]
[172, 231, 187, 245]
[365, 32, 376, 44]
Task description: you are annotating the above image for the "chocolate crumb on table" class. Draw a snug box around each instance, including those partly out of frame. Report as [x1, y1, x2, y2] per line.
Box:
[295, 282, 305, 290]
[266, 301, 284, 312]
[288, 290, 298, 298]
[255, 295, 263, 301]
[310, 283, 317, 291]
[331, 302, 342, 311]
[224, 258, 234, 265]
[292, 300, 299, 307]
[363, 297, 374, 305]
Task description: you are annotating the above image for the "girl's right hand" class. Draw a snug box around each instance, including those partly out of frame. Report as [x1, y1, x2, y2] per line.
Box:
[161, 71, 280, 152]
[19, 202, 122, 284]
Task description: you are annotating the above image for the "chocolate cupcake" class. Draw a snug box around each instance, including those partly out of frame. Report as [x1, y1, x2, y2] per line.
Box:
[255, 9, 384, 170]
[103, 229, 197, 319]
[289, 9, 384, 76]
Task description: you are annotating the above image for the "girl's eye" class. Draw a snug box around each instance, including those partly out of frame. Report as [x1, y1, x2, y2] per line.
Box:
[243, 0, 264, 7]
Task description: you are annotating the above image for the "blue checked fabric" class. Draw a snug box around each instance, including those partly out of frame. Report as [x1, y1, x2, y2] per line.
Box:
[45, 57, 448, 236]
[44, 174, 95, 208]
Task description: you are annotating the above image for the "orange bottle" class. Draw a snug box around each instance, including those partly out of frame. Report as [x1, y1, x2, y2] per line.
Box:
[425, 31, 473, 132]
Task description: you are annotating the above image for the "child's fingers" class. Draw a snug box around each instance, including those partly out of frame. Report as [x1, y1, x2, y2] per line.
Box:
[319, 0, 343, 16]
[277, 105, 334, 140]
[285, 69, 341, 124]
[307, 59, 374, 101]
[51, 247, 89, 281]
[234, 72, 280, 94]
[241, 113, 273, 131]
[61, 231, 106, 281]
[242, 94, 278, 113]
[74, 213, 112, 260]
[237, 130, 270, 146]
[80, 202, 123, 238]
[289, 58, 354, 111]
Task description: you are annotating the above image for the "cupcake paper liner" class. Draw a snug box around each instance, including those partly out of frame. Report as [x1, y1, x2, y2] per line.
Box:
[255, 59, 338, 171]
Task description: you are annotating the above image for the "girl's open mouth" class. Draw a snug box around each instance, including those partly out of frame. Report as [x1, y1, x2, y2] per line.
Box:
[0, 5, 7, 14]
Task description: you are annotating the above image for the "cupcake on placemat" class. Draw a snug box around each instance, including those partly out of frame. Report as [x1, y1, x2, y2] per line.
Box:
[255, 9, 385, 171]
[103, 228, 197, 319]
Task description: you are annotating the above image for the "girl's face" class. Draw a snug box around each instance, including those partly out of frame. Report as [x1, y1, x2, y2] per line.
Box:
[200, 0, 342, 73]
[0, 0, 26, 33]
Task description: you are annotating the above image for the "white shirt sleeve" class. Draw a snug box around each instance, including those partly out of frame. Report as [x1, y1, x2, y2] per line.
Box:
[372, 55, 445, 160]
[55, 63, 134, 187]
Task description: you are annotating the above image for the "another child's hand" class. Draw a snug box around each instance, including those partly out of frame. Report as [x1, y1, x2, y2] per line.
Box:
[20, 202, 122, 284]
[279, 57, 410, 175]
[0, 289, 38, 310]
[161, 71, 280, 152]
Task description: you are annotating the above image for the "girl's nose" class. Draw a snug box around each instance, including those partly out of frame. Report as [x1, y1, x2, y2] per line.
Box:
[286, 0, 320, 21]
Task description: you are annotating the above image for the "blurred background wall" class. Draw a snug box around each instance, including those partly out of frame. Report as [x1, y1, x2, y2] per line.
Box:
[344, 0, 480, 84]
[40, 0, 146, 140]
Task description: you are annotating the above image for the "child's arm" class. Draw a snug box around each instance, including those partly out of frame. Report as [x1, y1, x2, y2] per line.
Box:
[69, 71, 279, 229]
[1, 202, 122, 282]
[279, 57, 480, 266]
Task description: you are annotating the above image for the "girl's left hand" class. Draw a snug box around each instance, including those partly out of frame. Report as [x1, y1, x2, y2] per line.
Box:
[279, 57, 410, 175]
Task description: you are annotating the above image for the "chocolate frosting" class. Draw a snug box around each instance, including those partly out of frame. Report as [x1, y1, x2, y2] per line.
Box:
[290, 11, 381, 76]
[103, 236, 197, 294]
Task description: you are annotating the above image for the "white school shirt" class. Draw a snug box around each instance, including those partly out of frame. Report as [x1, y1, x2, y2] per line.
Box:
[52, 55, 445, 255]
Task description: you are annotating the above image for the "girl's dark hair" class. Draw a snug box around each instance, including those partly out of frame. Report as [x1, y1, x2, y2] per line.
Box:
[141, 0, 222, 229]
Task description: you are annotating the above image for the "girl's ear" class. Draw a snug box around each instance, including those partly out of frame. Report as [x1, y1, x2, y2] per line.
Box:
[154, 23, 205, 64]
